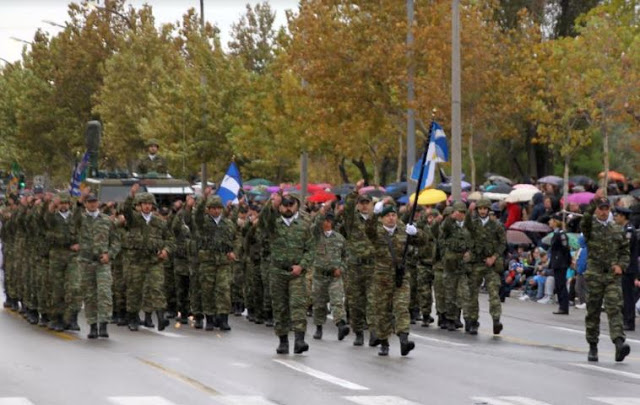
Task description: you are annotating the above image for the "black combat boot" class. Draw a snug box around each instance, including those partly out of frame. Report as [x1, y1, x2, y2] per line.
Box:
[117, 311, 128, 326]
[353, 331, 364, 346]
[454, 318, 463, 329]
[194, 314, 204, 329]
[39, 313, 49, 328]
[143, 312, 155, 328]
[588, 343, 598, 362]
[493, 319, 503, 335]
[378, 339, 390, 356]
[447, 319, 456, 332]
[464, 319, 472, 333]
[157, 311, 170, 331]
[67, 312, 81, 331]
[233, 302, 242, 317]
[276, 335, 289, 354]
[110, 312, 119, 324]
[313, 325, 323, 340]
[410, 308, 418, 325]
[438, 314, 447, 329]
[205, 315, 215, 331]
[614, 338, 631, 362]
[219, 314, 231, 331]
[88, 323, 98, 339]
[28, 310, 39, 325]
[98, 322, 109, 338]
[421, 314, 433, 327]
[293, 331, 309, 354]
[468, 321, 479, 336]
[337, 320, 350, 341]
[128, 312, 139, 331]
[369, 330, 381, 347]
[179, 313, 189, 325]
[399, 332, 415, 356]
[52, 315, 65, 332]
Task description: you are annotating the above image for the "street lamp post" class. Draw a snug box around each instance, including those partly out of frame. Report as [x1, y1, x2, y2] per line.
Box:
[407, 0, 416, 196]
[451, 0, 462, 201]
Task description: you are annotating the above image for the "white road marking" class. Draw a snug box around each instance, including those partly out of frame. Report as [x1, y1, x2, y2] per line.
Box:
[550, 326, 640, 345]
[572, 364, 640, 380]
[0, 398, 35, 405]
[215, 396, 280, 405]
[590, 398, 640, 405]
[344, 396, 423, 405]
[139, 327, 185, 338]
[273, 359, 369, 391]
[108, 397, 177, 405]
[411, 333, 469, 347]
[471, 397, 552, 405]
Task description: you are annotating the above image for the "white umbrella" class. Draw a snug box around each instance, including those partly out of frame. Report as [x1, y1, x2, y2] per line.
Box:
[483, 192, 508, 201]
[505, 188, 538, 203]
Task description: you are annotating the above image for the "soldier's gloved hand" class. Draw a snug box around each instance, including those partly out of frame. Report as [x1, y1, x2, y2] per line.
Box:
[374, 201, 384, 215]
[405, 224, 417, 236]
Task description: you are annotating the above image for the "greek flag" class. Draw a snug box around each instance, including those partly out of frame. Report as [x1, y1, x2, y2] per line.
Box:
[69, 151, 90, 196]
[411, 121, 449, 191]
[216, 162, 243, 205]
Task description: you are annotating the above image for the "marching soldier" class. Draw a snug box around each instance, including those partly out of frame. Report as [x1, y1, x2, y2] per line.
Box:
[433, 206, 453, 328]
[171, 198, 194, 325]
[581, 197, 630, 362]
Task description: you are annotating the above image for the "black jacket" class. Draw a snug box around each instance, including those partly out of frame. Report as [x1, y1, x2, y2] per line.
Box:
[549, 229, 571, 271]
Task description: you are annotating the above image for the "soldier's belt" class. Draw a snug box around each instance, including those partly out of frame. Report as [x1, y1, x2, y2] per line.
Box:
[315, 268, 336, 277]
[356, 258, 374, 265]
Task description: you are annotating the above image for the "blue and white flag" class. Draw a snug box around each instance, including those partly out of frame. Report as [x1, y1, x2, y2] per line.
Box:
[216, 162, 243, 205]
[411, 121, 449, 191]
[69, 151, 90, 197]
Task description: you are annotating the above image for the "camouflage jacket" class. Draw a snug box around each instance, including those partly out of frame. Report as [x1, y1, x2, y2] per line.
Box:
[136, 154, 168, 174]
[76, 210, 120, 262]
[171, 208, 194, 259]
[312, 214, 347, 274]
[44, 207, 78, 250]
[581, 212, 629, 271]
[365, 215, 426, 271]
[439, 217, 472, 256]
[124, 196, 174, 256]
[465, 213, 505, 263]
[193, 199, 235, 257]
[341, 191, 374, 259]
[265, 213, 314, 272]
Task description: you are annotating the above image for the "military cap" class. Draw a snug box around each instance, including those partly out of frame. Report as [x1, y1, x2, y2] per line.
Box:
[614, 206, 631, 216]
[452, 201, 467, 213]
[206, 196, 224, 208]
[284, 191, 302, 203]
[57, 193, 71, 204]
[147, 138, 160, 147]
[357, 194, 372, 203]
[443, 206, 454, 216]
[136, 192, 156, 205]
[595, 197, 611, 208]
[86, 193, 99, 202]
[428, 208, 440, 216]
[324, 211, 336, 222]
[476, 198, 491, 209]
[380, 204, 397, 217]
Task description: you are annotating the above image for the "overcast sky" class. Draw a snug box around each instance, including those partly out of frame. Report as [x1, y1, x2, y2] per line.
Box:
[0, 0, 299, 64]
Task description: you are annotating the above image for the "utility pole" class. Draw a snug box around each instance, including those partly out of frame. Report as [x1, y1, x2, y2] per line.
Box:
[199, 0, 208, 195]
[451, 0, 462, 201]
[406, 0, 416, 195]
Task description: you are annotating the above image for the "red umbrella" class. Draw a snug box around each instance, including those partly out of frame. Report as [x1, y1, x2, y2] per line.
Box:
[307, 192, 337, 203]
[509, 221, 552, 233]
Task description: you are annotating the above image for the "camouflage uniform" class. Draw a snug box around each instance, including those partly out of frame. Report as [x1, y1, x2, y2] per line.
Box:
[440, 205, 472, 329]
[77, 208, 120, 325]
[44, 195, 80, 329]
[123, 193, 174, 325]
[258, 201, 281, 324]
[231, 218, 246, 315]
[112, 218, 128, 324]
[365, 208, 425, 352]
[416, 217, 436, 324]
[342, 192, 375, 339]
[311, 214, 348, 327]
[243, 220, 263, 322]
[171, 208, 194, 321]
[1, 208, 17, 308]
[465, 199, 505, 333]
[433, 207, 453, 325]
[193, 197, 236, 327]
[581, 205, 629, 346]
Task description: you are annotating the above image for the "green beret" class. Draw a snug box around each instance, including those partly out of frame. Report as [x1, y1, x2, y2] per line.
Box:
[136, 192, 156, 205]
[380, 204, 397, 217]
[147, 138, 160, 147]
[476, 198, 491, 209]
[57, 193, 71, 204]
[443, 206, 454, 216]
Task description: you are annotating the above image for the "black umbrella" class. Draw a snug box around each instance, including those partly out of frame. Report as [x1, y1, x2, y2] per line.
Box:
[330, 184, 355, 196]
[569, 175, 595, 186]
[629, 188, 640, 198]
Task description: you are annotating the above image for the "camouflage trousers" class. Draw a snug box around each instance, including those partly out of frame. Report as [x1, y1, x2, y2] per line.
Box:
[23, 247, 38, 309]
[79, 259, 112, 324]
[312, 271, 346, 325]
[585, 268, 625, 344]
[231, 259, 245, 306]
[125, 252, 166, 313]
[467, 261, 502, 322]
[443, 253, 470, 320]
[433, 262, 445, 315]
[372, 265, 411, 340]
[4, 245, 15, 300]
[35, 255, 49, 314]
[346, 258, 375, 333]
[173, 258, 191, 317]
[189, 257, 202, 314]
[198, 253, 232, 315]
[112, 253, 126, 315]
[261, 256, 273, 317]
[245, 259, 263, 320]
[417, 262, 434, 317]
[12, 238, 25, 302]
[408, 263, 419, 313]
[164, 261, 176, 313]
[270, 267, 307, 336]
[48, 248, 80, 321]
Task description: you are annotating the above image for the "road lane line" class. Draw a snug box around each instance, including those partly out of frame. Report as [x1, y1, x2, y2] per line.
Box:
[273, 359, 369, 391]
[499, 397, 554, 405]
[137, 358, 220, 395]
[108, 397, 176, 405]
[550, 326, 640, 345]
[344, 395, 423, 405]
[589, 398, 640, 405]
[411, 333, 469, 347]
[572, 363, 640, 380]
[215, 396, 280, 405]
[0, 398, 35, 405]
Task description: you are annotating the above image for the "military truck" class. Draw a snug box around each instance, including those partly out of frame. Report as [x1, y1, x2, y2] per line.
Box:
[85, 175, 194, 206]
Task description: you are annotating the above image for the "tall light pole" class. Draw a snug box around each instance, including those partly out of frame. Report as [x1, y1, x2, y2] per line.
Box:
[199, 0, 208, 195]
[406, 0, 416, 195]
[451, 0, 462, 201]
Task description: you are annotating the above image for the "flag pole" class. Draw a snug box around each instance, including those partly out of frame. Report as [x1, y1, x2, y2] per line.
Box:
[397, 121, 433, 288]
